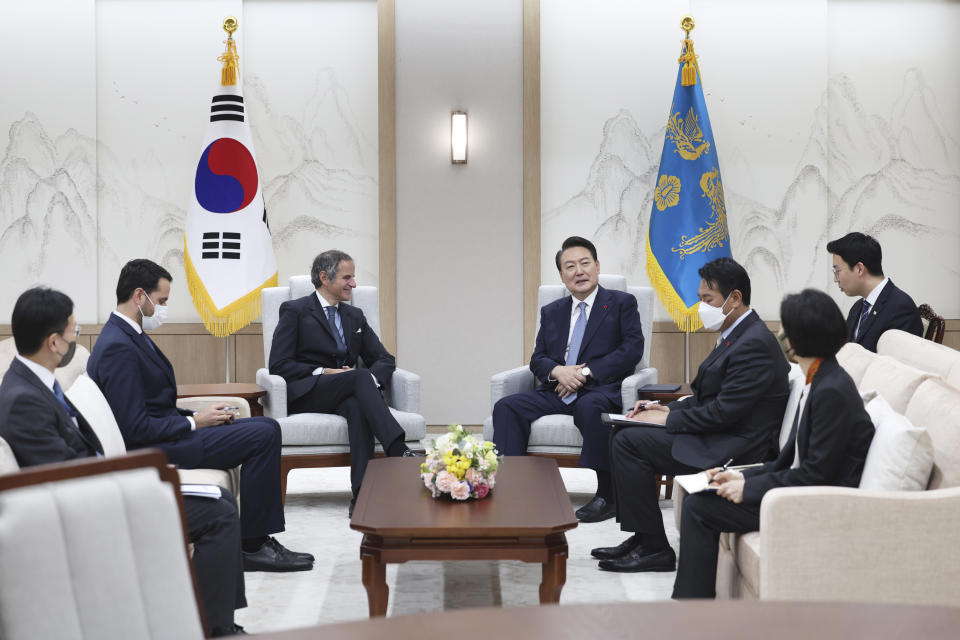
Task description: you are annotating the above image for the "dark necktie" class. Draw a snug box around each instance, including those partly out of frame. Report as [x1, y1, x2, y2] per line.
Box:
[325, 305, 347, 356]
[52, 380, 77, 418]
[856, 300, 872, 339]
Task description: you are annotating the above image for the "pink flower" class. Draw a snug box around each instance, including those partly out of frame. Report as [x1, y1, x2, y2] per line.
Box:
[435, 471, 456, 493]
[450, 481, 471, 500]
[474, 483, 490, 499]
[465, 468, 482, 485]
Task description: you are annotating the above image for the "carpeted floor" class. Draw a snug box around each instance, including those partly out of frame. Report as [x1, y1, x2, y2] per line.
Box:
[236, 466, 679, 633]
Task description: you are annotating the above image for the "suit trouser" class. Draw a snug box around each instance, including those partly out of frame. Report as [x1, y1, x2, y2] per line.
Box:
[290, 369, 406, 497]
[170, 417, 285, 539]
[492, 389, 618, 471]
[184, 489, 246, 635]
[610, 426, 702, 545]
[671, 491, 760, 599]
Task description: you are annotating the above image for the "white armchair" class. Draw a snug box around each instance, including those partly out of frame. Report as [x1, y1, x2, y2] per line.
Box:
[257, 275, 426, 498]
[481, 276, 657, 463]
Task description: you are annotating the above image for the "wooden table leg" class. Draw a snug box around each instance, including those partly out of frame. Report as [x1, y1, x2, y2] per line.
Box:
[539, 549, 567, 604]
[361, 551, 389, 617]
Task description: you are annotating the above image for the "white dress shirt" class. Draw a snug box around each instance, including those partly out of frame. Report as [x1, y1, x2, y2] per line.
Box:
[566, 287, 599, 358]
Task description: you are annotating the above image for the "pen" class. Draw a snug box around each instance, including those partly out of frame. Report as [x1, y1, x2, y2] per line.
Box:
[639, 400, 660, 411]
[719, 457, 734, 471]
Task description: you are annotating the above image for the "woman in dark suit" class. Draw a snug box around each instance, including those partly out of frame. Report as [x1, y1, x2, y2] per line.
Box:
[672, 288, 875, 599]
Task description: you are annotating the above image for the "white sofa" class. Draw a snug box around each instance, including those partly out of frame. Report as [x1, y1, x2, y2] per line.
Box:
[690, 331, 960, 606]
[481, 275, 658, 463]
[0, 451, 207, 640]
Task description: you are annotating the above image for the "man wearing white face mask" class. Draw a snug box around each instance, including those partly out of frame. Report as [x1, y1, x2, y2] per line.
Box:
[89, 259, 314, 573]
[592, 257, 789, 573]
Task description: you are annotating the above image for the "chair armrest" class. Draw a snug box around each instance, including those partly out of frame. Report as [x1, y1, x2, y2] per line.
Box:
[176, 396, 251, 419]
[759, 486, 960, 606]
[490, 366, 535, 409]
[256, 368, 289, 419]
[620, 367, 658, 412]
[386, 368, 420, 414]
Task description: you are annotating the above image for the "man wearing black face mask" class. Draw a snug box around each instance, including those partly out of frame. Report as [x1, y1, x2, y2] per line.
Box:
[0, 287, 97, 463]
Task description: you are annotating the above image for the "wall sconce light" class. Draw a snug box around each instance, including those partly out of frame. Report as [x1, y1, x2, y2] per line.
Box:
[451, 110, 468, 164]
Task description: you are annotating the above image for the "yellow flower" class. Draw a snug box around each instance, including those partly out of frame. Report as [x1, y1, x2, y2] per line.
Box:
[654, 175, 681, 211]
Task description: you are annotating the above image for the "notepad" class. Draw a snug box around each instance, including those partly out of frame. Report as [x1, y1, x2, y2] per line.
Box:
[674, 472, 718, 494]
[180, 484, 223, 500]
[601, 413, 665, 428]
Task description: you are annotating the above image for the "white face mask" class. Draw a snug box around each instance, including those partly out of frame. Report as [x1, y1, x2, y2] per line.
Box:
[138, 291, 168, 331]
[698, 293, 732, 331]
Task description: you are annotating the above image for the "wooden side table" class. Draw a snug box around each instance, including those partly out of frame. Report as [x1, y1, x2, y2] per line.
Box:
[637, 384, 692, 500]
[176, 383, 267, 417]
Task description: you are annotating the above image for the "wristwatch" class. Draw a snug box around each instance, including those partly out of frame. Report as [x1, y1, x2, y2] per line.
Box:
[580, 366, 592, 378]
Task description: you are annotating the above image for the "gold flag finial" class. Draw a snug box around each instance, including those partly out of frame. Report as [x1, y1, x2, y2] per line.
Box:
[678, 15, 699, 87]
[218, 16, 239, 86]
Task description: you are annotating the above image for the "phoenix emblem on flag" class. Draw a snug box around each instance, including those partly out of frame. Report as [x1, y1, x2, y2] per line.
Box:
[671, 167, 728, 258]
[666, 107, 711, 161]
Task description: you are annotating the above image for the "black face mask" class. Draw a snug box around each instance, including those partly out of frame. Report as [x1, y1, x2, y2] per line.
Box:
[56, 338, 77, 368]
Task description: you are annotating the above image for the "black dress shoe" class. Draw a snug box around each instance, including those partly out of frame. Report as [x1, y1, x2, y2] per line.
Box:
[591, 534, 642, 560]
[575, 496, 616, 523]
[266, 536, 314, 562]
[211, 623, 247, 637]
[243, 539, 313, 572]
[402, 449, 426, 457]
[598, 546, 676, 573]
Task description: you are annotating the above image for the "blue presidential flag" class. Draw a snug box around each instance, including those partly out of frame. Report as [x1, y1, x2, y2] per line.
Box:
[646, 33, 731, 332]
[185, 24, 277, 338]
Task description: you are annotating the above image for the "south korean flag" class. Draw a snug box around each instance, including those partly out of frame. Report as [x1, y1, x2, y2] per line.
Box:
[184, 67, 277, 337]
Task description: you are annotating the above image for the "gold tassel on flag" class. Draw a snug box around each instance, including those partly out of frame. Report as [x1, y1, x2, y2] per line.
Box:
[218, 16, 239, 86]
[678, 15, 699, 87]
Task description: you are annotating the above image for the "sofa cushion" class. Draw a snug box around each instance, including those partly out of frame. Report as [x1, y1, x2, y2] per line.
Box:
[836, 342, 876, 386]
[65, 374, 128, 457]
[877, 329, 960, 380]
[278, 408, 426, 446]
[0, 436, 20, 475]
[905, 379, 960, 490]
[736, 532, 761, 598]
[859, 356, 931, 414]
[947, 361, 960, 392]
[529, 416, 583, 448]
[860, 395, 934, 491]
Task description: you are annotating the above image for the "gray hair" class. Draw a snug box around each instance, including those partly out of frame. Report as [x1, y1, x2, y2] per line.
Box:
[311, 250, 353, 288]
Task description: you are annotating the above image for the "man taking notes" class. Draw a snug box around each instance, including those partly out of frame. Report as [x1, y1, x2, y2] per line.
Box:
[492, 236, 645, 523]
[88, 259, 312, 572]
[592, 257, 789, 572]
[827, 231, 922, 352]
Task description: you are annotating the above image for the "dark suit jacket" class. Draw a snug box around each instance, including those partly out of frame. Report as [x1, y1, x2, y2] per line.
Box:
[846, 280, 922, 352]
[530, 286, 645, 406]
[666, 311, 790, 468]
[269, 293, 396, 405]
[0, 358, 103, 466]
[87, 314, 202, 466]
[742, 356, 874, 505]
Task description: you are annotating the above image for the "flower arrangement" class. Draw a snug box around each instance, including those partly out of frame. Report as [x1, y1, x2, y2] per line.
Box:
[420, 424, 502, 500]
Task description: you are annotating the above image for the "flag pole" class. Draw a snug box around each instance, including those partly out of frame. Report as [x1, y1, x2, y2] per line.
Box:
[684, 331, 691, 384]
[225, 335, 232, 383]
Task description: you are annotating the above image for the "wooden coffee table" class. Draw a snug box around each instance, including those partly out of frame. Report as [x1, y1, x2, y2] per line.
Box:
[350, 457, 578, 617]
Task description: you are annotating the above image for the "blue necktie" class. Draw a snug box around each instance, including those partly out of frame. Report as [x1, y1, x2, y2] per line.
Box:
[52, 380, 77, 418]
[856, 300, 872, 339]
[325, 305, 347, 356]
[562, 301, 587, 405]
